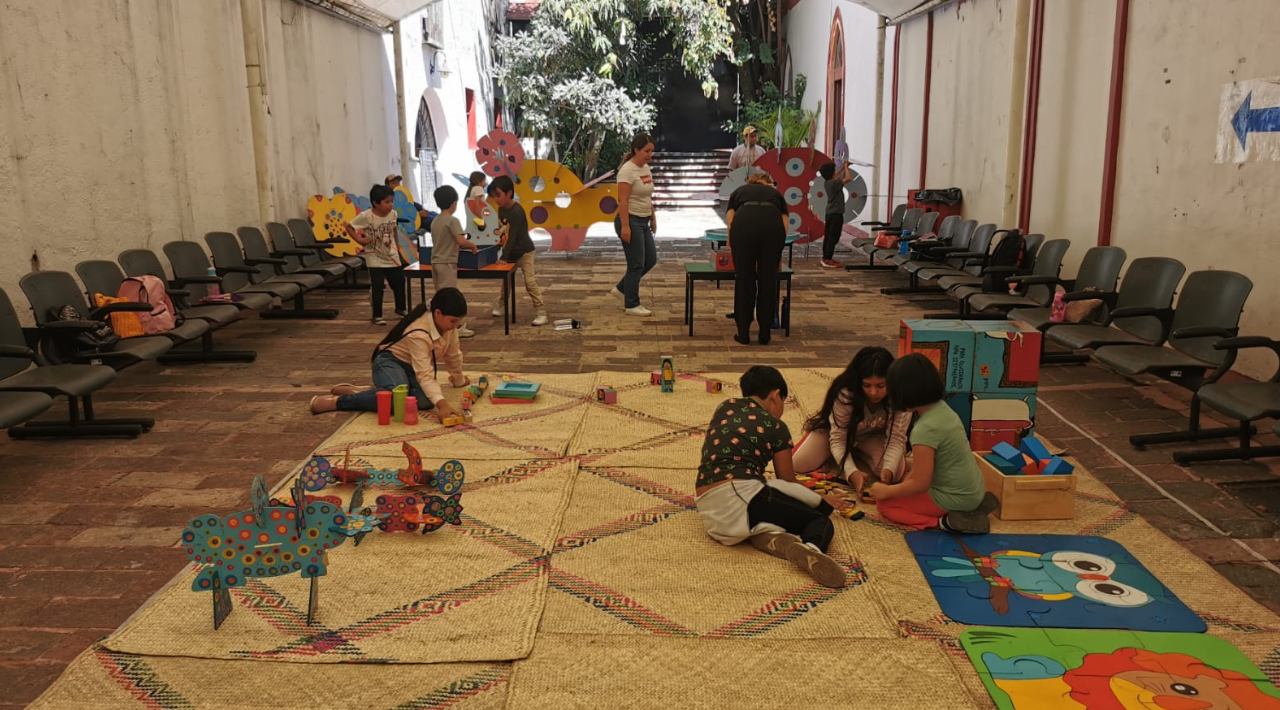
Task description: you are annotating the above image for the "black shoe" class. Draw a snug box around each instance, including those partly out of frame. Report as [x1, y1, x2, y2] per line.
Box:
[758, 334, 771, 345]
[725, 312, 735, 319]
[733, 333, 751, 345]
[394, 309, 407, 317]
[940, 493, 999, 534]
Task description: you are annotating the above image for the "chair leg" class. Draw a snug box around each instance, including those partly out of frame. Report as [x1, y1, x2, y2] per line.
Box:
[844, 251, 897, 271]
[260, 291, 339, 320]
[1130, 395, 1256, 450]
[158, 331, 257, 364]
[8, 395, 150, 439]
[1174, 421, 1280, 463]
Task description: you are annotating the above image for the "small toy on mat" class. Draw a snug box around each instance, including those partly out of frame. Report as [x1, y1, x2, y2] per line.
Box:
[706, 379, 723, 393]
[442, 415, 464, 427]
[595, 385, 617, 404]
[660, 356, 675, 393]
[650, 371, 662, 385]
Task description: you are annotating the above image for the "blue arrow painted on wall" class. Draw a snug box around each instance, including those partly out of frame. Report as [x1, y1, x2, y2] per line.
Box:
[1232, 91, 1280, 149]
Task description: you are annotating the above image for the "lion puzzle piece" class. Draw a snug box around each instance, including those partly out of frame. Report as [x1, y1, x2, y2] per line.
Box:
[182, 475, 348, 629]
[961, 627, 1280, 710]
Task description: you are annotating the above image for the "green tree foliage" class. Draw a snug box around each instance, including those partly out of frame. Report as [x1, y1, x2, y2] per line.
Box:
[724, 75, 820, 150]
[495, 0, 735, 179]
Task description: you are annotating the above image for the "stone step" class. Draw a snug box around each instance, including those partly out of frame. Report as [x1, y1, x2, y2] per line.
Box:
[650, 151, 726, 161]
[654, 199, 720, 208]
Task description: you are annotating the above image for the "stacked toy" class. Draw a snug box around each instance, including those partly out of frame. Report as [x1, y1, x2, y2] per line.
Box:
[596, 384, 618, 404]
[985, 436, 1074, 476]
[795, 472, 865, 520]
[491, 380, 540, 404]
[445, 376, 489, 426]
[898, 319, 1041, 449]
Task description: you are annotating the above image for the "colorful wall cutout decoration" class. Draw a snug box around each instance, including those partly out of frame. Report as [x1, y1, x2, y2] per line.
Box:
[962, 627, 1280, 709]
[306, 192, 360, 257]
[906, 532, 1207, 632]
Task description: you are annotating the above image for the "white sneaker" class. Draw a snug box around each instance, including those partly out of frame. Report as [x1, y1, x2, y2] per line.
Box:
[491, 306, 503, 317]
[609, 287, 625, 304]
[457, 326, 476, 338]
[531, 312, 549, 326]
[624, 305, 652, 316]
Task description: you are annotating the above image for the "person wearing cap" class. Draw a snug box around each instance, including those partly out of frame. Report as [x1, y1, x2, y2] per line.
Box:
[385, 174, 432, 225]
[729, 126, 766, 171]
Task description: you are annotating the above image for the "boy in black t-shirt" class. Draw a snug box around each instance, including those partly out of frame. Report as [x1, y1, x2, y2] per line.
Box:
[818, 162, 852, 269]
[695, 366, 851, 588]
[488, 176, 548, 327]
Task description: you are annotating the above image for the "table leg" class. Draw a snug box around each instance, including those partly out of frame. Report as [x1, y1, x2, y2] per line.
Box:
[688, 276, 695, 337]
[787, 244, 794, 267]
[503, 273, 511, 336]
[419, 276, 426, 309]
[786, 276, 792, 337]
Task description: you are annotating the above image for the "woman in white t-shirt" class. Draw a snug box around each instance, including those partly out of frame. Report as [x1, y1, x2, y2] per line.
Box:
[611, 132, 657, 316]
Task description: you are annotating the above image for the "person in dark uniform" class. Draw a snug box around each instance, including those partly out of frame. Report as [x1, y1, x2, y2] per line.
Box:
[725, 173, 789, 345]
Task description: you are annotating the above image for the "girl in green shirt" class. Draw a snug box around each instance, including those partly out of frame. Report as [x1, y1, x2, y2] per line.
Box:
[868, 354, 998, 533]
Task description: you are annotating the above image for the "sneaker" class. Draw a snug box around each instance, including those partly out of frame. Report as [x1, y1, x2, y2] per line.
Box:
[457, 326, 476, 338]
[330, 383, 360, 396]
[749, 531, 803, 560]
[940, 492, 1000, 534]
[624, 305, 652, 316]
[531, 312, 549, 326]
[492, 306, 503, 317]
[820, 259, 841, 269]
[394, 309, 407, 317]
[371, 317, 387, 326]
[609, 287, 625, 304]
[784, 542, 847, 588]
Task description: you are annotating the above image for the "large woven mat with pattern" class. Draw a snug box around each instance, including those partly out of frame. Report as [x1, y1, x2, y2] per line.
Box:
[31, 369, 1280, 709]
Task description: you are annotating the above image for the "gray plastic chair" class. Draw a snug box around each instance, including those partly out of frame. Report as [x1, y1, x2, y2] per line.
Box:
[914, 223, 999, 282]
[0, 287, 147, 438]
[287, 218, 364, 271]
[883, 220, 980, 295]
[891, 214, 959, 265]
[266, 222, 346, 279]
[76, 260, 255, 364]
[847, 207, 922, 271]
[18, 271, 173, 370]
[936, 233, 1045, 292]
[873, 210, 939, 259]
[1090, 270, 1254, 460]
[1042, 252, 1190, 353]
[235, 228, 337, 319]
[852, 203, 907, 248]
[161, 241, 275, 312]
[118, 249, 243, 325]
[966, 243, 1121, 318]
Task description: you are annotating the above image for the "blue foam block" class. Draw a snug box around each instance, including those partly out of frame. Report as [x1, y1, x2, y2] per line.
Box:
[1019, 436, 1051, 462]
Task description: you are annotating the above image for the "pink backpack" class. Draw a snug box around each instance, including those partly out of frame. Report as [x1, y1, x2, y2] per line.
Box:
[117, 276, 178, 334]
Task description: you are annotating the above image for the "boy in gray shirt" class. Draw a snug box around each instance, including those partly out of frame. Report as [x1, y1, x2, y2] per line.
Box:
[431, 186, 480, 338]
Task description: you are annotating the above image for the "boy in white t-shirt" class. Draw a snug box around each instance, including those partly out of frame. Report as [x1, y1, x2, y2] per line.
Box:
[347, 184, 406, 326]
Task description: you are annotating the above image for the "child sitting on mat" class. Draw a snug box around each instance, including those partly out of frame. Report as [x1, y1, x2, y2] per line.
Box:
[869, 354, 998, 533]
[695, 366, 852, 588]
[792, 346, 913, 492]
[310, 288, 470, 423]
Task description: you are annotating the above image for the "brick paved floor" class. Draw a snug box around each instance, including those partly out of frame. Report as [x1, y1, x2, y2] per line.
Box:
[3, 227, 1280, 706]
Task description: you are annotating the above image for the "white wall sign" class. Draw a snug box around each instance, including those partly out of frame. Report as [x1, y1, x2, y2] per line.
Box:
[1216, 77, 1280, 163]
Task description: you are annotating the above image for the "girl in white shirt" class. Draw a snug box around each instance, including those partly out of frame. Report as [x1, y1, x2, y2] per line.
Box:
[792, 347, 913, 491]
[611, 132, 658, 316]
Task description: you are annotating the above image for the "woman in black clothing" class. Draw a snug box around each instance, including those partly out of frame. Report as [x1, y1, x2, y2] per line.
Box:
[726, 173, 789, 345]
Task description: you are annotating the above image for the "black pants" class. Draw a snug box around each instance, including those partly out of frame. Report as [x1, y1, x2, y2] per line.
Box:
[823, 214, 843, 261]
[729, 228, 784, 340]
[368, 266, 406, 319]
[747, 485, 835, 552]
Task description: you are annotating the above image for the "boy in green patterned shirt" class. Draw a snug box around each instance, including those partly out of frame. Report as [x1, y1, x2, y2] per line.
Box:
[695, 366, 852, 588]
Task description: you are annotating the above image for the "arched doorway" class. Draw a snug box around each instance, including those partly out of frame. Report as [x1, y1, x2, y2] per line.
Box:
[415, 96, 440, 198]
[825, 13, 846, 154]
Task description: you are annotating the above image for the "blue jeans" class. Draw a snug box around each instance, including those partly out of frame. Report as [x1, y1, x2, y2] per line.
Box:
[615, 215, 657, 308]
[336, 350, 434, 412]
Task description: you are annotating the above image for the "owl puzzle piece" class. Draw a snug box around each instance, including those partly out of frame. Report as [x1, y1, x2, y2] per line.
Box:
[305, 192, 360, 257]
[907, 532, 1205, 632]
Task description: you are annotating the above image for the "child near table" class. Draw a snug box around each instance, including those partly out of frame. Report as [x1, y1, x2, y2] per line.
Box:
[695, 365, 852, 588]
[487, 175, 548, 326]
[430, 186, 480, 338]
[869, 354, 998, 533]
[346, 184, 406, 326]
[465, 171, 488, 228]
[792, 346, 913, 492]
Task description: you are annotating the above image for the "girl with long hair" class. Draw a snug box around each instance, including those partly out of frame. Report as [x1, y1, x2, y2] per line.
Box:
[611, 131, 658, 316]
[792, 347, 913, 491]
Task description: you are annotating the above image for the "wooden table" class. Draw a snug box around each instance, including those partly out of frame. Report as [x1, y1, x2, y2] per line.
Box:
[402, 262, 517, 335]
[702, 229, 804, 267]
[684, 262, 793, 337]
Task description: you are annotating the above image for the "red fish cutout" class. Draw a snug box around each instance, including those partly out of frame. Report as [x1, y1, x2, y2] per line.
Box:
[376, 494, 423, 533]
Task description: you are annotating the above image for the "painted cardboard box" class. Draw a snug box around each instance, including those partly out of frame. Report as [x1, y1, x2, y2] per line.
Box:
[969, 320, 1041, 394]
[899, 319, 977, 393]
[969, 392, 1037, 450]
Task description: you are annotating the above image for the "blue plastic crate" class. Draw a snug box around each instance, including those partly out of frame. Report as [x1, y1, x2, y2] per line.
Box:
[459, 245, 500, 270]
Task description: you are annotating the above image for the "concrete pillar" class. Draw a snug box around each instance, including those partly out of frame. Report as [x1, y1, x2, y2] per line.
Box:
[393, 21, 411, 186]
[1000, 0, 1033, 226]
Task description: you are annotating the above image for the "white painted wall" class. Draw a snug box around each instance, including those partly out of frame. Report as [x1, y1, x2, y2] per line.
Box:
[1026, 0, 1113, 276]
[1111, 0, 1280, 379]
[398, 1, 497, 207]
[891, 15, 926, 205]
[0, 0, 398, 323]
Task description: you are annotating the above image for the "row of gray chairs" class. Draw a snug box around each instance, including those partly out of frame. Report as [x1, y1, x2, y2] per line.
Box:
[0, 219, 361, 437]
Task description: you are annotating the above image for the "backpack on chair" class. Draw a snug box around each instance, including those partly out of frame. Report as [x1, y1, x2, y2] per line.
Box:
[981, 230, 1026, 293]
[117, 275, 179, 334]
